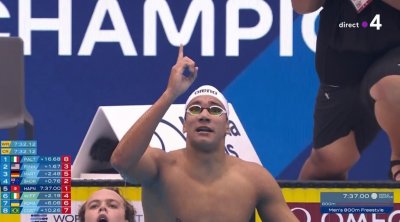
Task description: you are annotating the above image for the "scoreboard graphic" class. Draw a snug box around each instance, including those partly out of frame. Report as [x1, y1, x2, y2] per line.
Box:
[1, 141, 71, 215]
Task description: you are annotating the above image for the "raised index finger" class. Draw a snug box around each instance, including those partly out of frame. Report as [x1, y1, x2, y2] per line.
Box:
[176, 44, 184, 62]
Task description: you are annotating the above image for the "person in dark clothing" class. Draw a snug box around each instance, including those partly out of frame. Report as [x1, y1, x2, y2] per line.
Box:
[292, 0, 400, 180]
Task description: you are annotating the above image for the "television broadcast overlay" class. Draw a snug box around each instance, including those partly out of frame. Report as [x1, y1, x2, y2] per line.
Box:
[4, 183, 400, 222]
[284, 187, 400, 222]
[320, 192, 394, 214]
[1, 141, 71, 215]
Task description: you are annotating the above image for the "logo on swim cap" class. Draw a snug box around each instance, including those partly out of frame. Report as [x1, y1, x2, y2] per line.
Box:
[185, 85, 229, 116]
[193, 88, 218, 96]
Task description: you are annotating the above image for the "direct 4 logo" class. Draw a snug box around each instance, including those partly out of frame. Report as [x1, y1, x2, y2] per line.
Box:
[338, 14, 382, 30]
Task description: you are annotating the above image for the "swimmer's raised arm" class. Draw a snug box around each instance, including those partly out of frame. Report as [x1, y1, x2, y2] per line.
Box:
[111, 45, 198, 185]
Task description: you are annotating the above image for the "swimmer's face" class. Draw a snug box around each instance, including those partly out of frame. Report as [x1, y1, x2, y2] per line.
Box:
[84, 189, 128, 222]
[183, 95, 229, 149]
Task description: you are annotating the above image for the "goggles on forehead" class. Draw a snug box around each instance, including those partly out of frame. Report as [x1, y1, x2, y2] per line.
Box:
[186, 104, 227, 116]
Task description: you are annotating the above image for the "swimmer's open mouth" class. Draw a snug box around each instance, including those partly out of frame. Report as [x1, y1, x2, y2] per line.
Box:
[97, 215, 108, 222]
[196, 126, 213, 132]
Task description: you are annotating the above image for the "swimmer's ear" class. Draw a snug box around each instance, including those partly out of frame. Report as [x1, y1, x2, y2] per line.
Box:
[182, 123, 187, 134]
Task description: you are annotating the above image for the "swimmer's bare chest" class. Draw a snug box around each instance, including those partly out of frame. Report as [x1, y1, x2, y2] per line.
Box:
[142, 165, 257, 222]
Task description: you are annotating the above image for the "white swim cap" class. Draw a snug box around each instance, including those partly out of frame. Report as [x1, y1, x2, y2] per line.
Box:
[185, 85, 229, 116]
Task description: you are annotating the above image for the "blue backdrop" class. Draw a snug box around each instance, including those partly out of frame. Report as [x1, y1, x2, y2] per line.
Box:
[0, 0, 390, 180]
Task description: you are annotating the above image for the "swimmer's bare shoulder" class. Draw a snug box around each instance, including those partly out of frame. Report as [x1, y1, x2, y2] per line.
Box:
[227, 157, 299, 221]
